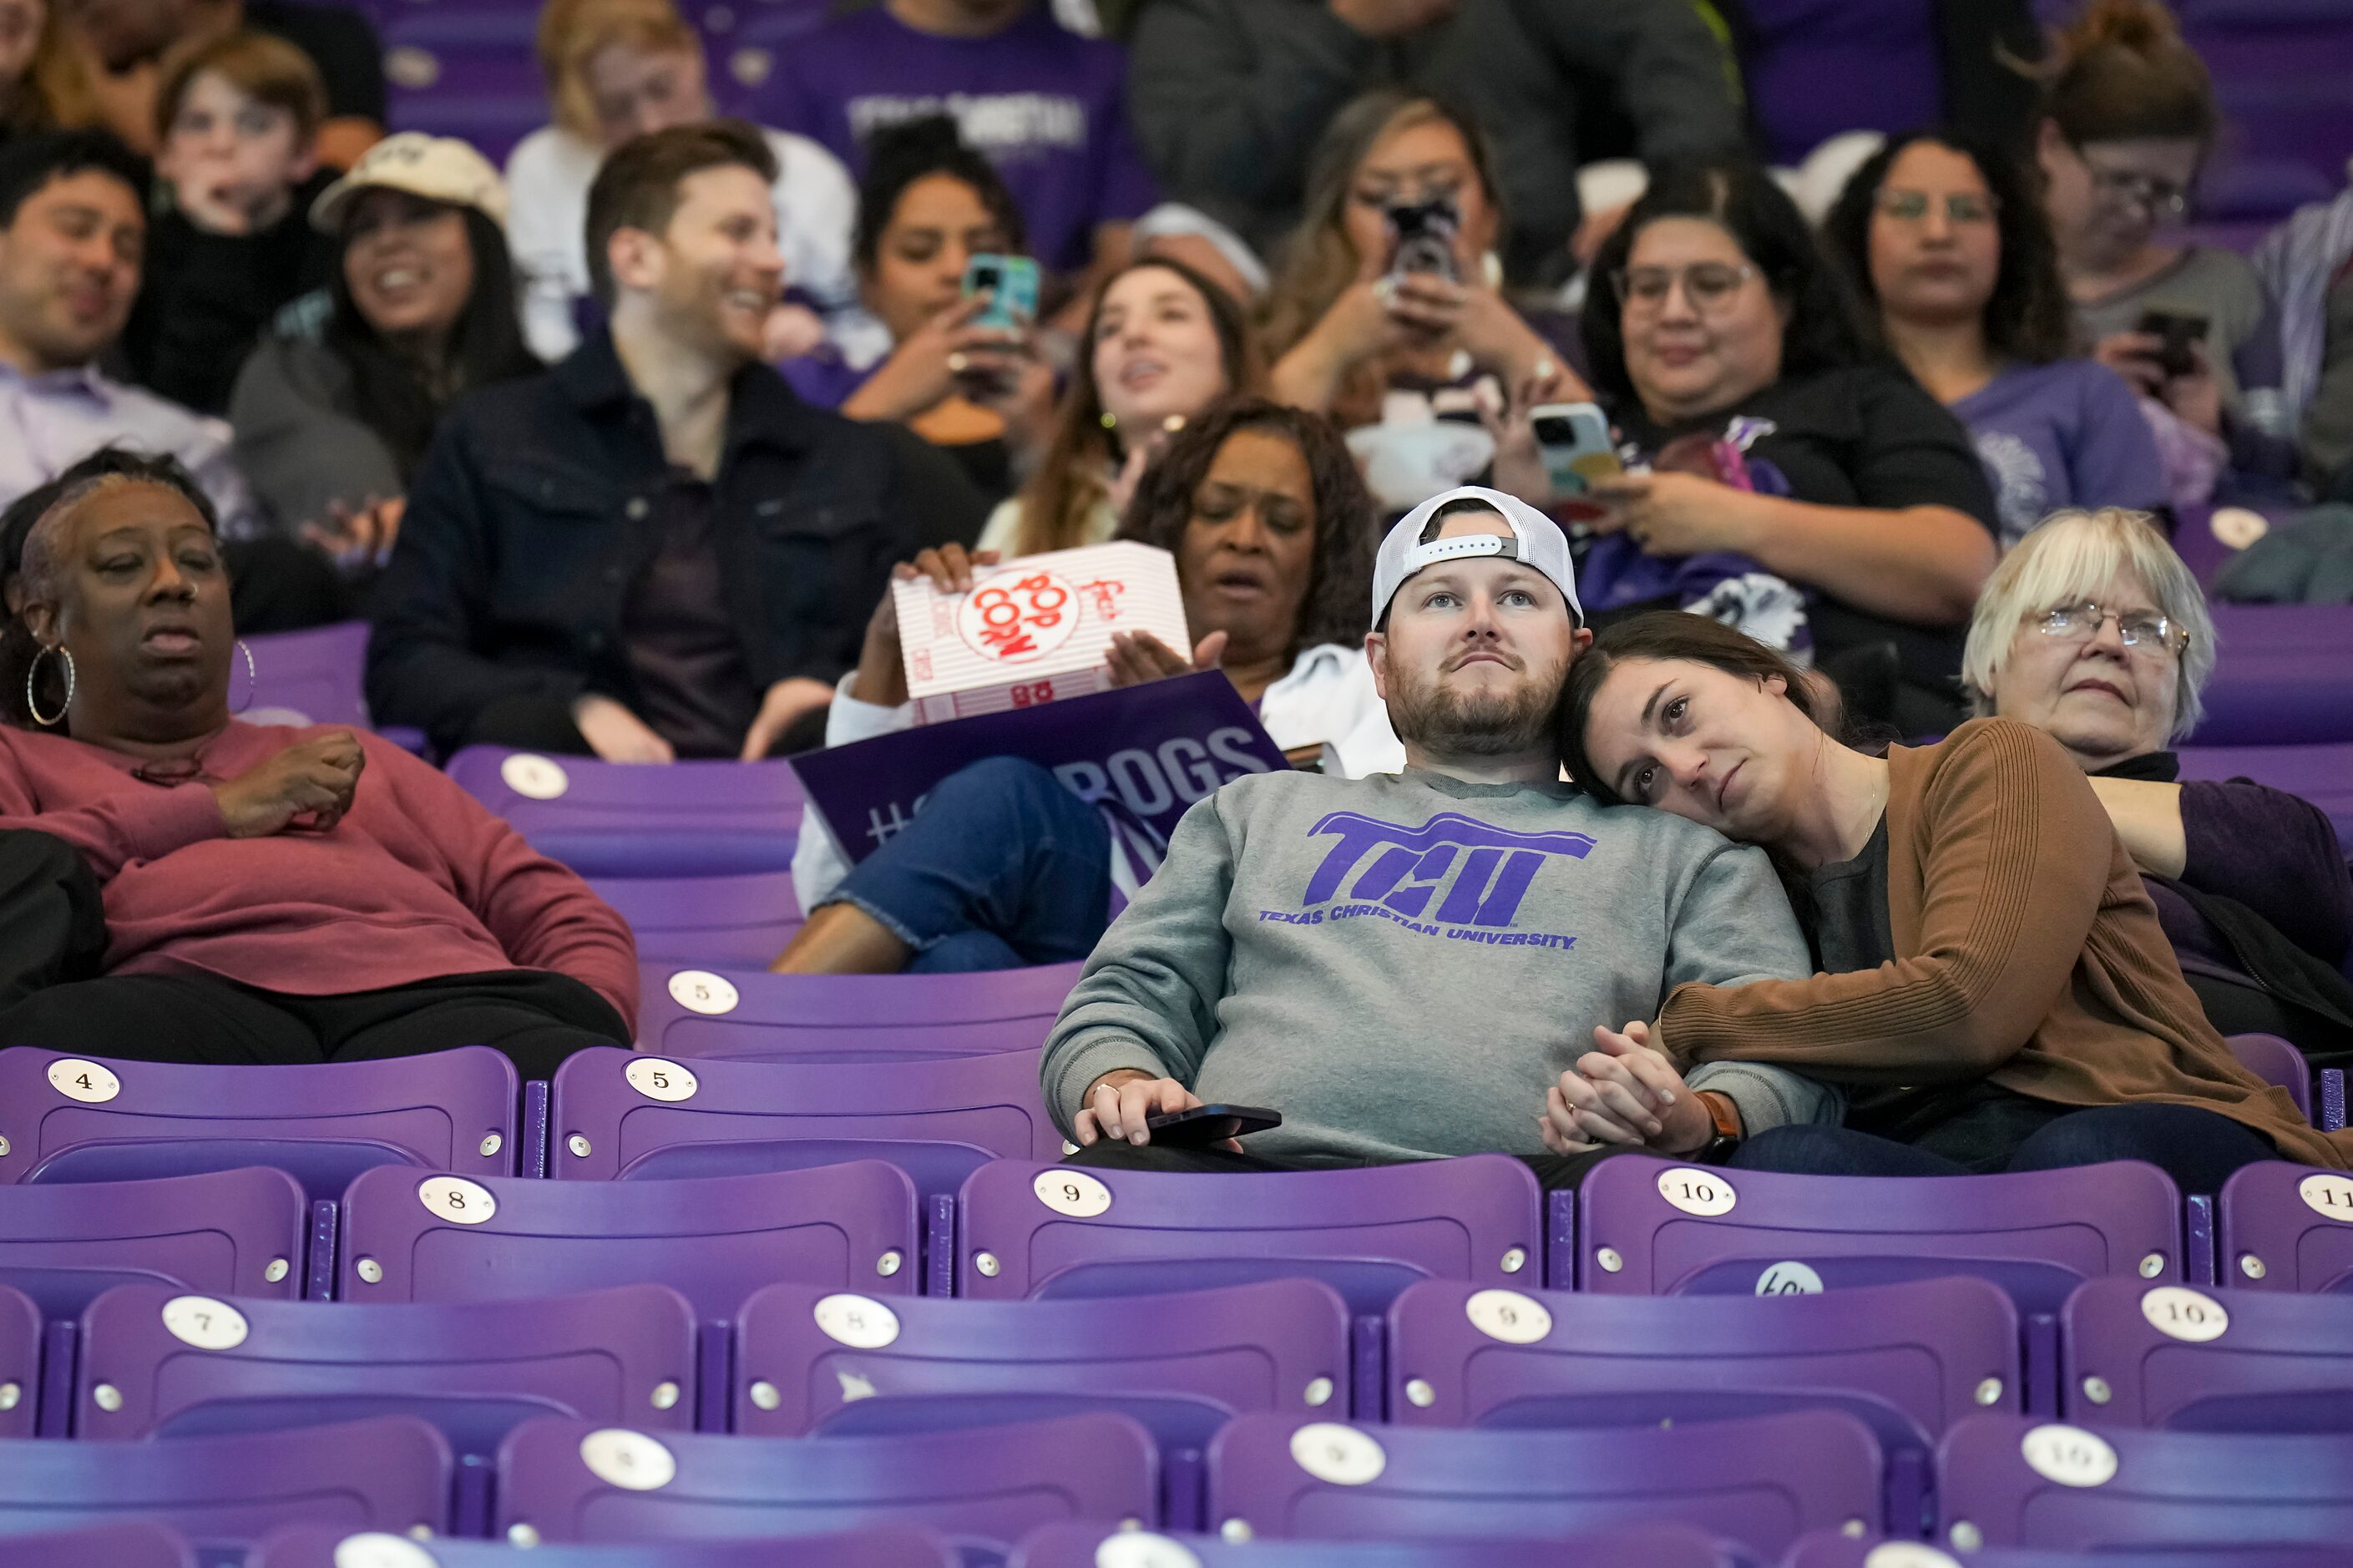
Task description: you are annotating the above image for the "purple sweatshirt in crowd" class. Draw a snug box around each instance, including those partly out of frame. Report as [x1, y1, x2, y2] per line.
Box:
[1951, 359, 2166, 547]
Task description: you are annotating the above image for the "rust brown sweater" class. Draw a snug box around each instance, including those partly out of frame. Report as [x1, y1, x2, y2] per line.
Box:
[1659, 718, 2350, 1169]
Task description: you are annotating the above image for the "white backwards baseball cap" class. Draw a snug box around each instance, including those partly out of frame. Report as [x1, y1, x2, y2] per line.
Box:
[1371, 485, 1581, 625]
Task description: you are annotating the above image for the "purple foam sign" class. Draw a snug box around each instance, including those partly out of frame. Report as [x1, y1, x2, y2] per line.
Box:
[788, 671, 1292, 864]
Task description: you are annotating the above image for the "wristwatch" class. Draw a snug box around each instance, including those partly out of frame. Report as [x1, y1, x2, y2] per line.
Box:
[1693, 1090, 1744, 1165]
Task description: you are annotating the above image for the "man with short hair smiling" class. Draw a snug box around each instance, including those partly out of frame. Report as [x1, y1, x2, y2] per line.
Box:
[1040, 485, 1831, 1186]
[370, 120, 987, 763]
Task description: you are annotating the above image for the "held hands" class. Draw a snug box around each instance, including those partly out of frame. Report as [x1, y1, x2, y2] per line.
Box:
[210, 728, 366, 837]
[1074, 1068, 1238, 1151]
[1538, 1020, 1713, 1156]
[1587, 471, 1758, 557]
[572, 695, 675, 765]
[850, 544, 1000, 708]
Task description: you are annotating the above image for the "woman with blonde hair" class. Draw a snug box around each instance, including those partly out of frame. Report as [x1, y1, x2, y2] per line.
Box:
[0, 0, 94, 143]
[502, 0, 855, 362]
[1263, 89, 1577, 505]
[1963, 506, 2351, 1054]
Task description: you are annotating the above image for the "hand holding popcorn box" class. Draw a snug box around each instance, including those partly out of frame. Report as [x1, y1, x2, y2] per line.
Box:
[893, 541, 1193, 723]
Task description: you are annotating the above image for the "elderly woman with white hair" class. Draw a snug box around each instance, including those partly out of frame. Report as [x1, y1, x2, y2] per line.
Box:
[1964, 507, 2352, 1050]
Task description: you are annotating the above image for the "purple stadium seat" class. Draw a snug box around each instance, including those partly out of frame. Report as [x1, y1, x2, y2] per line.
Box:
[1207, 1409, 1882, 1555]
[1934, 1414, 2353, 1551]
[2061, 1277, 2353, 1432]
[240, 623, 372, 728]
[382, 10, 543, 164]
[1785, 1531, 2353, 1568]
[1384, 1274, 2019, 1451]
[249, 1523, 961, 1568]
[1011, 1520, 1741, 1568]
[954, 1156, 1544, 1314]
[734, 1277, 1348, 1439]
[0, 1166, 306, 1318]
[2227, 1034, 2313, 1122]
[2215, 1160, 2353, 1292]
[549, 1047, 1060, 1203]
[2188, 605, 2353, 746]
[0, 1046, 519, 1201]
[0, 1414, 452, 1557]
[0, 1283, 34, 1436]
[73, 1282, 696, 1454]
[0, 1522, 195, 1568]
[586, 872, 804, 965]
[1576, 1154, 2183, 1313]
[444, 748, 804, 877]
[635, 963, 1080, 1062]
[337, 1161, 919, 1318]
[493, 1412, 1159, 1552]
[2177, 741, 2353, 846]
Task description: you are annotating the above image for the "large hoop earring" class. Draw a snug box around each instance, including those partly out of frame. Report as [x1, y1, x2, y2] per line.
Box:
[25, 644, 73, 728]
[231, 638, 257, 713]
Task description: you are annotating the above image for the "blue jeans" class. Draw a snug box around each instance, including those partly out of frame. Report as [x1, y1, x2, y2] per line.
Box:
[1733, 1103, 2277, 1193]
[822, 756, 1113, 973]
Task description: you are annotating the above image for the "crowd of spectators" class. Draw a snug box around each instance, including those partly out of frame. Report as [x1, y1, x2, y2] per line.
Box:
[0, 0, 2347, 1181]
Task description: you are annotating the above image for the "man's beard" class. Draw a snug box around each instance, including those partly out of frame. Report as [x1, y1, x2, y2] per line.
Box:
[1387, 654, 1568, 759]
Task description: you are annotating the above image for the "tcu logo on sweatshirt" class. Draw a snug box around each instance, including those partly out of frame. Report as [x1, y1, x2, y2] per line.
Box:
[1255, 812, 1596, 948]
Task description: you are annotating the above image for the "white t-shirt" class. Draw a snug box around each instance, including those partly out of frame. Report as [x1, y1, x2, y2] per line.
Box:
[505, 123, 861, 363]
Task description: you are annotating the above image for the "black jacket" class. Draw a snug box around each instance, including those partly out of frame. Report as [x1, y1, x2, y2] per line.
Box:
[366, 331, 987, 752]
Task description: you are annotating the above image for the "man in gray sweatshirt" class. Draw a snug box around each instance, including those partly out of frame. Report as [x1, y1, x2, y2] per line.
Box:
[1040, 486, 1834, 1186]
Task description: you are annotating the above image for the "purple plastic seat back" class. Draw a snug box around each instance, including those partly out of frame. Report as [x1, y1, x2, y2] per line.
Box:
[1386, 1274, 2018, 1453]
[0, 1522, 195, 1568]
[2190, 607, 2353, 746]
[382, 11, 541, 162]
[337, 1161, 918, 1318]
[2227, 1034, 2313, 1122]
[248, 1522, 962, 1568]
[0, 1414, 451, 1554]
[494, 1411, 1158, 1551]
[445, 748, 804, 877]
[637, 963, 1080, 1062]
[1207, 1409, 1881, 1555]
[0, 1283, 34, 1436]
[549, 1047, 1060, 1206]
[1785, 1530, 2353, 1568]
[1577, 1154, 2182, 1313]
[2177, 742, 2353, 846]
[0, 1166, 306, 1319]
[1935, 1413, 2353, 1550]
[2062, 1277, 2353, 1433]
[586, 873, 805, 964]
[1010, 1520, 1739, 1568]
[0, 1047, 519, 1201]
[75, 1281, 696, 1454]
[955, 1156, 1543, 1314]
[732, 1277, 1350, 1448]
[240, 623, 372, 728]
[2216, 1159, 2353, 1293]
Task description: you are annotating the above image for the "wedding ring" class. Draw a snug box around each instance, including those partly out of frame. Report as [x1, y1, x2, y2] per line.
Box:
[946, 352, 969, 374]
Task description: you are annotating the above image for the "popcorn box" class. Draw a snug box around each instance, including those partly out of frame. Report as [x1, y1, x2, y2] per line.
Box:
[893, 541, 1191, 724]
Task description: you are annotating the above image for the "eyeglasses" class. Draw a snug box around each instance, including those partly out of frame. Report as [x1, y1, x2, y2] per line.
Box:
[2034, 599, 2190, 655]
[2077, 154, 2192, 218]
[1875, 189, 1999, 225]
[1612, 261, 1758, 314]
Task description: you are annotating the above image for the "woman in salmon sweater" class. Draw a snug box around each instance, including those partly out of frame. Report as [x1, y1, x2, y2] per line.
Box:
[1550, 610, 2345, 1186]
[0, 453, 637, 1074]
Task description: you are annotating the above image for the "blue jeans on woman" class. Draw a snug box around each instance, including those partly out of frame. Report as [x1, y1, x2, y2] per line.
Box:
[1732, 1103, 2277, 1194]
[821, 756, 1114, 973]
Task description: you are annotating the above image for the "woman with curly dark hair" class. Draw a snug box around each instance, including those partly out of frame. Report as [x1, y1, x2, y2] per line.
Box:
[1824, 129, 2163, 547]
[777, 397, 1395, 974]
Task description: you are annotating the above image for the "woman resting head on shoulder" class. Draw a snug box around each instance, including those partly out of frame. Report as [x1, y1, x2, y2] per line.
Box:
[783, 396, 1394, 975]
[1576, 160, 2000, 735]
[1962, 506, 2352, 1041]
[980, 252, 1257, 560]
[1541, 608, 2347, 1185]
[0, 451, 636, 1073]
[1822, 129, 2164, 547]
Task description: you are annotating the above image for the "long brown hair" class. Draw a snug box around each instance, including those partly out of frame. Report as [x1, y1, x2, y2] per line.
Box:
[1004, 254, 1256, 559]
[2042, 0, 2216, 151]
[1259, 89, 1505, 365]
[1556, 610, 1839, 803]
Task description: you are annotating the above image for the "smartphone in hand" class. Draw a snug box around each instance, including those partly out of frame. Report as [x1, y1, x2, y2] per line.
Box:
[2136, 309, 2209, 380]
[1145, 1104, 1283, 1146]
[964, 253, 1041, 331]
